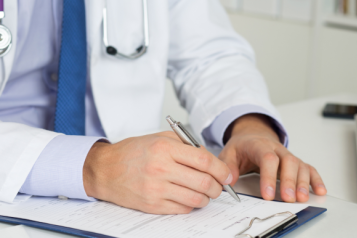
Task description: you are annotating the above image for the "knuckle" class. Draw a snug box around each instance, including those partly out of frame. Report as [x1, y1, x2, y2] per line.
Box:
[150, 138, 170, 153]
[262, 152, 279, 164]
[190, 193, 204, 207]
[299, 163, 309, 171]
[144, 161, 166, 177]
[197, 153, 212, 170]
[200, 175, 214, 192]
[142, 181, 163, 196]
[284, 155, 299, 164]
[309, 165, 317, 173]
[276, 143, 287, 150]
[159, 131, 176, 138]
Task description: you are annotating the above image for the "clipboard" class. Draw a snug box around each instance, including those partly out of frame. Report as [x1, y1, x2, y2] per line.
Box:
[234, 206, 326, 238]
[0, 196, 326, 238]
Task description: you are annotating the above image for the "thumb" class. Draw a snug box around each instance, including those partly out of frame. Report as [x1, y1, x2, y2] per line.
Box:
[226, 161, 239, 186]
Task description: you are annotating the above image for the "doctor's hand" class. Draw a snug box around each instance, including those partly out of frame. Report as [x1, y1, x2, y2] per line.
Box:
[219, 114, 327, 203]
[83, 132, 232, 215]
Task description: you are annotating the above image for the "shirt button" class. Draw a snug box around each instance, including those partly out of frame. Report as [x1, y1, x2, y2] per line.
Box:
[51, 73, 58, 82]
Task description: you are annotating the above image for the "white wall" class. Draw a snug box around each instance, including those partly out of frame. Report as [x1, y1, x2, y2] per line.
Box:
[160, 79, 188, 128]
[226, 12, 357, 105]
[227, 13, 311, 105]
[316, 27, 357, 97]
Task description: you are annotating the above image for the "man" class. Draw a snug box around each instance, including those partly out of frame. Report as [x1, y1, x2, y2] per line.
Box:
[0, 0, 326, 214]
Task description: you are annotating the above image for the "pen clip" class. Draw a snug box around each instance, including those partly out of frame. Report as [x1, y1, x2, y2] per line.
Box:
[166, 116, 201, 148]
[177, 123, 201, 148]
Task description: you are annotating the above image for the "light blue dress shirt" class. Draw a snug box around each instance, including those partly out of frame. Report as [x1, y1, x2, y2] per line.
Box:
[0, 1, 287, 201]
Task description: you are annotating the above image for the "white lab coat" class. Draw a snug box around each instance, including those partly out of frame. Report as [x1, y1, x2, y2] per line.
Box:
[0, 0, 281, 203]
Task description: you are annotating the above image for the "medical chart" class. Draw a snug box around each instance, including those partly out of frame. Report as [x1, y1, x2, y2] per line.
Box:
[0, 192, 307, 238]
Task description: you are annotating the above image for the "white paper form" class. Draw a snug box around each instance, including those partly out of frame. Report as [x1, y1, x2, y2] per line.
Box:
[0, 192, 307, 238]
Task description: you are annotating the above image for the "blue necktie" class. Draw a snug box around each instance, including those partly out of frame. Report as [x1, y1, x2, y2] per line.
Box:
[54, 0, 87, 135]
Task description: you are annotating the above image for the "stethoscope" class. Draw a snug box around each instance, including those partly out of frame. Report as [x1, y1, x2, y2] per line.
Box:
[0, 0, 149, 60]
[0, 1, 12, 58]
[103, 0, 149, 59]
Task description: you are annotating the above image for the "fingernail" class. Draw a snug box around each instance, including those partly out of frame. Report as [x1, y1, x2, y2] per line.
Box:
[318, 184, 326, 190]
[298, 187, 308, 196]
[285, 188, 296, 199]
[224, 173, 233, 185]
[265, 186, 275, 198]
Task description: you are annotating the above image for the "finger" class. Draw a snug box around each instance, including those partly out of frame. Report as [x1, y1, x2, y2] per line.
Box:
[146, 200, 194, 215]
[296, 163, 310, 202]
[164, 183, 210, 208]
[219, 146, 240, 186]
[309, 165, 327, 196]
[275, 147, 299, 203]
[171, 145, 232, 186]
[168, 163, 223, 199]
[256, 146, 280, 201]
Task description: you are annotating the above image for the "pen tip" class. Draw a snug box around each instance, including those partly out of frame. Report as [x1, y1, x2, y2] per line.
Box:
[224, 185, 241, 202]
[232, 193, 241, 202]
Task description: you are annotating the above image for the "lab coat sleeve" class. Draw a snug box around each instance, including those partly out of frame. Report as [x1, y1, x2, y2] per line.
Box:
[0, 122, 60, 203]
[202, 105, 289, 148]
[167, 0, 284, 145]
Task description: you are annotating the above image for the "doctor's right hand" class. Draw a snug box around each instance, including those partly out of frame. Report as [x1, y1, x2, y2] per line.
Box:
[83, 131, 232, 215]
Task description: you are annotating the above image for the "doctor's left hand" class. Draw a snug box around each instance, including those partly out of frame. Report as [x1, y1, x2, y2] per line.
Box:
[219, 114, 327, 203]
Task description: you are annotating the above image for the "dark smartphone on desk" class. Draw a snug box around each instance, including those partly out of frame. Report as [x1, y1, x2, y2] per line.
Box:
[322, 103, 357, 120]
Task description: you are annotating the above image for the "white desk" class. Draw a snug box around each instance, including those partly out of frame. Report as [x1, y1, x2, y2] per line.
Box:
[1, 94, 357, 237]
[278, 93, 357, 203]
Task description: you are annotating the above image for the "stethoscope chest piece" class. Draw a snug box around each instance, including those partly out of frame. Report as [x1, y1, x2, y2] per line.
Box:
[0, 24, 12, 57]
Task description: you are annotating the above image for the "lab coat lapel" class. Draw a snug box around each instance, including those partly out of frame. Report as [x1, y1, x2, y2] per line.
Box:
[0, 0, 17, 95]
[84, 0, 104, 54]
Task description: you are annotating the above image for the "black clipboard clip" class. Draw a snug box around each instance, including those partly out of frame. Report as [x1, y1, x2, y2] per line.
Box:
[235, 211, 298, 238]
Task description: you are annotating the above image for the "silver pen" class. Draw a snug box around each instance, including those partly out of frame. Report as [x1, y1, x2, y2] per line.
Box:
[166, 115, 241, 202]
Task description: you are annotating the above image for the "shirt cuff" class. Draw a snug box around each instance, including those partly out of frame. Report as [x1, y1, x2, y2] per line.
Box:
[19, 135, 108, 201]
[202, 104, 289, 148]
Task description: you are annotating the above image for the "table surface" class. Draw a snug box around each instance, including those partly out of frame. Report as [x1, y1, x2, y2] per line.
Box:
[1, 93, 357, 237]
[278, 93, 357, 203]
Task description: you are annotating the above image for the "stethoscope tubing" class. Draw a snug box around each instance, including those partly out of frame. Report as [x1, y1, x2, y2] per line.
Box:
[0, 0, 149, 59]
[103, 0, 149, 59]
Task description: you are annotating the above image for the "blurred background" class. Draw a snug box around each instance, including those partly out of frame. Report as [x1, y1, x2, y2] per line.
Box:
[161, 0, 357, 127]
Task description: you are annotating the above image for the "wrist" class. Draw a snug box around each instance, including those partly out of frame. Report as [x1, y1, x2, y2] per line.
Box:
[224, 114, 280, 144]
[83, 142, 111, 199]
